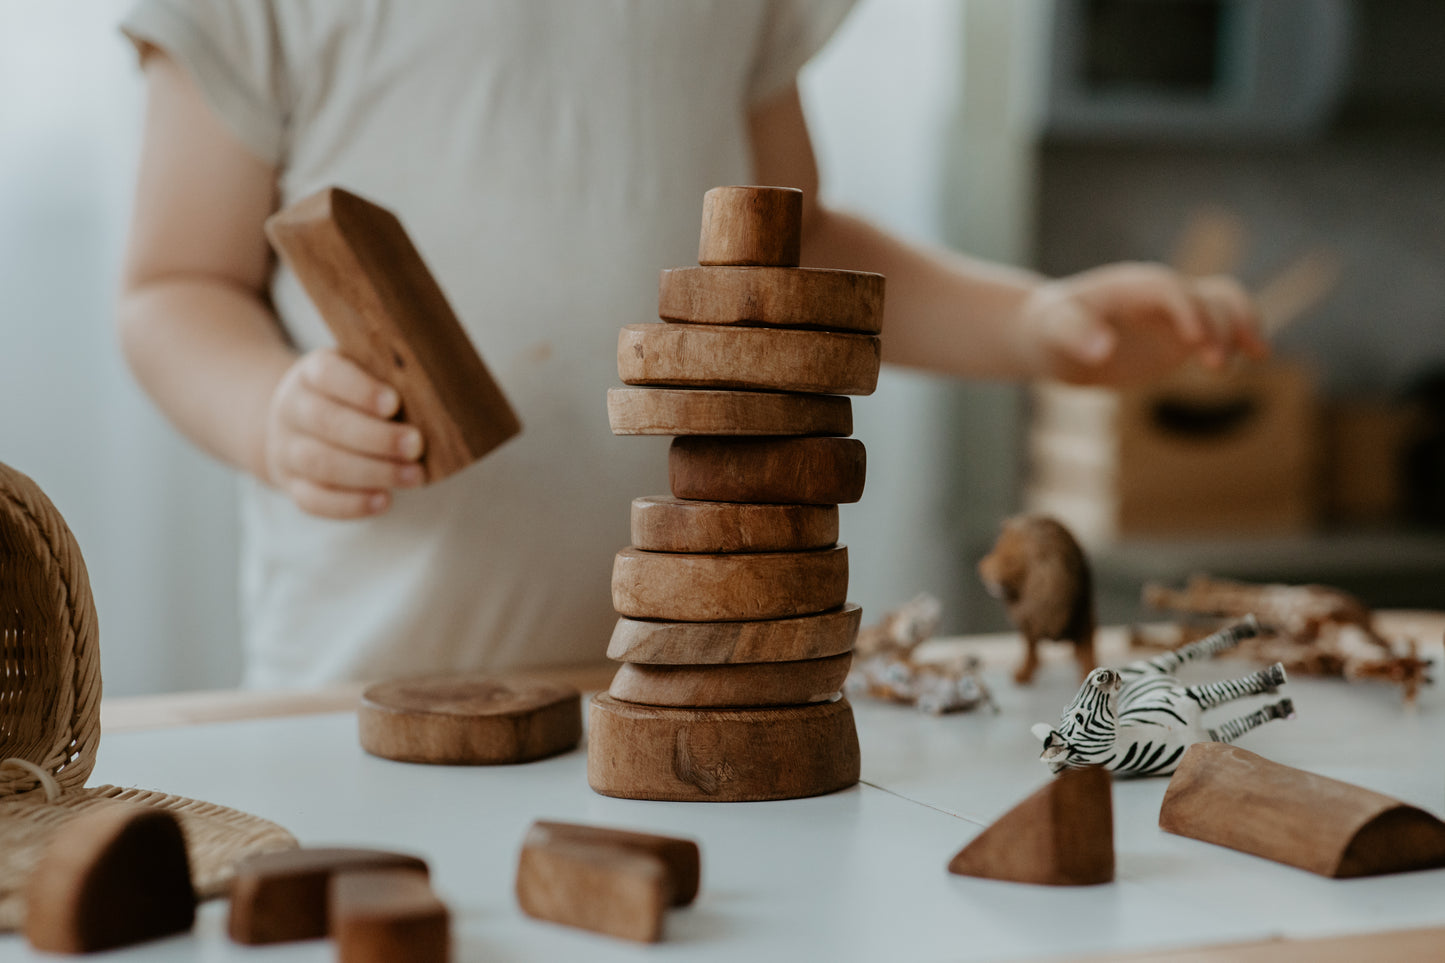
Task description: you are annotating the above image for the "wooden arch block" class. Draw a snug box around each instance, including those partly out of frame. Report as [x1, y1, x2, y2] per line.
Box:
[618, 323, 880, 395]
[607, 387, 852, 437]
[658, 266, 884, 334]
[630, 496, 838, 554]
[670, 437, 866, 505]
[1160, 742, 1445, 878]
[608, 604, 862, 665]
[698, 186, 802, 266]
[331, 868, 449, 963]
[609, 652, 853, 708]
[947, 766, 1114, 886]
[611, 546, 848, 621]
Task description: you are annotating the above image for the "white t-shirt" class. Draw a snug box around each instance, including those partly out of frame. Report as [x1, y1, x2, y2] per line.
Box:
[122, 0, 855, 688]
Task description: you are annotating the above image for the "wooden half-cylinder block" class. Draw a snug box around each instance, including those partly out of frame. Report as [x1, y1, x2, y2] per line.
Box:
[330, 868, 449, 963]
[228, 847, 429, 945]
[265, 187, 521, 482]
[611, 546, 848, 621]
[358, 676, 581, 765]
[658, 267, 884, 334]
[618, 323, 880, 396]
[1159, 743, 1445, 878]
[24, 804, 196, 954]
[631, 496, 838, 554]
[670, 436, 866, 505]
[607, 387, 851, 437]
[608, 604, 861, 665]
[609, 652, 852, 708]
[698, 186, 802, 267]
[947, 766, 1114, 886]
[587, 695, 861, 802]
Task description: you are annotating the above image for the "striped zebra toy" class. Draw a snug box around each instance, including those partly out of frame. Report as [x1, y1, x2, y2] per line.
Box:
[1031, 616, 1295, 778]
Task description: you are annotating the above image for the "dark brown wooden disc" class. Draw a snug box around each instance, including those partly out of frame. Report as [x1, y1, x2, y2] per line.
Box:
[611, 546, 848, 622]
[698, 186, 802, 267]
[607, 388, 852, 437]
[658, 266, 884, 334]
[630, 496, 838, 554]
[587, 695, 861, 802]
[618, 323, 880, 395]
[358, 676, 581, 765]
[608, 604, 862, 665]
[670, 436, 866, 505]
[609, 653, 853, 708]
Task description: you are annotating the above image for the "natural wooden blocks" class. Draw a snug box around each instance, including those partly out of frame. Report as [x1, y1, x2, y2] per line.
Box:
[607, 387, 852, 437]
[670, 436, 867, 505]
[630, 496, 838, 554]
[608, 604, 862, 665]
[658, 266, 883, 333]
[618, 323, 880, 395]
[331, 868, 449, 963]
[698, 185, 802, 266]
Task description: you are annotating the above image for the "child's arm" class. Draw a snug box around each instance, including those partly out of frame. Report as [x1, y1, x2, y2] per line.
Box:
[119, 50, 424, 518]
[750, 86, 1266, 385]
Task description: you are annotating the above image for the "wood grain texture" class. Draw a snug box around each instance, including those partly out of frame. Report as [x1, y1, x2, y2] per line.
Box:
[697, 186, 802, 266]
[611, 546, 848, 622]
[330, 868, 449, 963]
[587, 695, 860, 802]
[526, 822, 701, 906]
[658, 267, 884, 334]
[609, 653, 853, 708]
[607, 387, 852, 437]
[630, 496, 837, 554]
[228, 848, 429, 945]
[948, 767, 1114, 886]
[608, 605, 862, 665]
[618, 323, 880, 395]
[516, 834, 670, 943]
[265, 187, 520, 482]
[1159, 743, 1445, 878]
[670, 437, 866, 505]
[358, 677, 581, 765]
[24, 804, 195, 953]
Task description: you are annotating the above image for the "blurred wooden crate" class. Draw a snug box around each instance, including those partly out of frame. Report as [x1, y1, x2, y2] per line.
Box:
[1323, 400, 1421, 524]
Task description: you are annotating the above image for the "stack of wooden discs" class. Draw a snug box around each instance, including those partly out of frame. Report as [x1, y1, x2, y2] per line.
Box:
[592, 186, 885, 802]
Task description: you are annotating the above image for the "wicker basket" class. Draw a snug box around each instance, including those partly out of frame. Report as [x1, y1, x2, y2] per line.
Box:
[0, 460, 296, 931]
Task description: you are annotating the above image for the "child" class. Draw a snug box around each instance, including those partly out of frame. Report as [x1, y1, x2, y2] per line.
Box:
[117, 1, 1264, 688]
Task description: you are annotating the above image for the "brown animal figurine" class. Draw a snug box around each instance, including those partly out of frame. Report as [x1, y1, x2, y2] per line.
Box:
[978, 515, 1096, 684]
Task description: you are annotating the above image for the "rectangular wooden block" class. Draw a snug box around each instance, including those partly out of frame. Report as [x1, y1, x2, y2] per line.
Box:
[515, 831, 672, 942]
[331, 868, 449, 963]
[526, 822, 701, 906]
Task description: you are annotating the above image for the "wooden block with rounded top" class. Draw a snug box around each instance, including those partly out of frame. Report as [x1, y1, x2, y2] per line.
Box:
[526, 822, 701, 906]
[670, 436, 866, 505]
[612, 546, 848, 622]
[25, 804, 195, 954]
[609, 652, 853, 708]
[618, 323, 880, 395]
[331, 868, 449, 963]
[358, 676, 581, 765]
[587, 695, 861, 802]
[698, 186, 802, 267]
[630, 496, 837, 554]
[608, 387, 851, 437]
[658, 266, 884, 334]
[608, 604, 862, 665]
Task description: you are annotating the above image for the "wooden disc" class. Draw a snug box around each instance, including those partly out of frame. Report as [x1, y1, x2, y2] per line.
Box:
[618, 323, 880, 395]
[358, 676, 581, 765]
[630, 496, 837, 554]
[587, 695, 860, 802]
[607, 387, 851, 437]
[698, 186, 802, 267]
[658, 266, 884, 334]
[609, 652, 853, 708]
[670, 437, 866, 505]
[608, 604, 862, 665]
[611, 546, 848, 622]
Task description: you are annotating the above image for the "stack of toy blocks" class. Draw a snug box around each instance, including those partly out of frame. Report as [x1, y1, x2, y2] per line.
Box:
[592, 186, 885, 802]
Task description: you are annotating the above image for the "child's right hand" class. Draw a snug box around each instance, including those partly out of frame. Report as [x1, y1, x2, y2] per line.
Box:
[263, 349, 426, 519]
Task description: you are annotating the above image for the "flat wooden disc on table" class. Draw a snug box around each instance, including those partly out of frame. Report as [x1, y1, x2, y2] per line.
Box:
[618, 324, 880, 396]
[608, 604, 862, 665]
[609, 652, 853, 708]
[587, 695, 861, 802]
[698, 186, 802, 267]
[611, 546, 848, 622]
[658, 266, 884, 334]
[358, 676, 581, 765]
[670, 437, 866, 505]
[607, 387, 851, 437]
[630, 496, 838, 554]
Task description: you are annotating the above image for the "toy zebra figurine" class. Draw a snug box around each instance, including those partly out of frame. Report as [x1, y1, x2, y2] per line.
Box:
[1031, 616, 1295, 778]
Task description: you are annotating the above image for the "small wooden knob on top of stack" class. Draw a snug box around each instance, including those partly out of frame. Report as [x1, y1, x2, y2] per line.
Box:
[597, 186, 885, 803]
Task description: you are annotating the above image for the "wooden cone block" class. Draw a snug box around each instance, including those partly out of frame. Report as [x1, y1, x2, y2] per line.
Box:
[608, 604, 862, 665]
[670, 437, 866, 505]
[609, 652, 853, 708]
[618, 323, 880, 395]
[611, 546, 848, 621]
[658, 267, 884, 334]
[698, 186, 801, 266]
[948, 767, 1114, 886]
[608, 387, 851, 437]
[587, 695, 860, 802]
[1159, 743, 1445, 878]
[631, 496, 838, 554]
[330, 868, 449, 963]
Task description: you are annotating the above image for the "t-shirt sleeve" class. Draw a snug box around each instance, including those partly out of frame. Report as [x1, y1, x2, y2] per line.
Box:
[748, 0, 857, 105]
[120, 0, 288, 165]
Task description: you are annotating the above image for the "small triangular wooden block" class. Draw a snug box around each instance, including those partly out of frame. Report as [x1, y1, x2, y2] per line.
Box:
[948, 766, 1114, 885]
